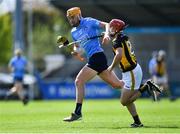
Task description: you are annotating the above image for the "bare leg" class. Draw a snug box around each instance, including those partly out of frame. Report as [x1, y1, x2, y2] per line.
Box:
[99, 70, 124, 89]
[126, 103, 142, 126]
[120, 89, 142, 126]
[128, 91, 141, 104]
[6, 82, 20, 98]
[6, 82, 28, 104]
[7, 86, 17, 96]
[16, 82, 24, 101]
[126, 103, 137, 117]
[63, 65, 98, 121]
[75, 65, 97, 103]
[120, 89, 138, 115]
[120, 88, 141, 106]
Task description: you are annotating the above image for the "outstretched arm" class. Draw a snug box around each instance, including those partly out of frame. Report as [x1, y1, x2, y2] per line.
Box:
[8, 60, 14, 72]
[99, 22, 111, 45]
[71, 44, 85, 62]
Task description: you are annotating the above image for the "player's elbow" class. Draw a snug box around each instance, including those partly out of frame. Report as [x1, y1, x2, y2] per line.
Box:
[114, 53, 122, 61]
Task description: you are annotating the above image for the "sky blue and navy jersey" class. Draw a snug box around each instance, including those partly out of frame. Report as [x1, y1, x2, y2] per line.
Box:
[149, 58, 156, 75]
[71, 17, 104, 58]
[9, 56, 27, 78]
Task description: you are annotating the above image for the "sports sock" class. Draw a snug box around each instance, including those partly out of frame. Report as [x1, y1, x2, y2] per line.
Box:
[133, 115, 141, 124]
[139, 84, 148, 94]
[74, 103, 82, 115]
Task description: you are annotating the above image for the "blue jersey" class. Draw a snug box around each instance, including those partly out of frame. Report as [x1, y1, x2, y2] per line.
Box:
[71, 17, 104, 58]
[9, 56, 27, 78]
[148, 58, 156, 76]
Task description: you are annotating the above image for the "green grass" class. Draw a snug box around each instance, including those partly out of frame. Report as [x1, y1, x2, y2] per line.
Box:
[0, 99, 180, 133]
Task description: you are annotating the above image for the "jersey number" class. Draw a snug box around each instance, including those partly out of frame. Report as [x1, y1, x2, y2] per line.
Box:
[127, 41, 134, 54]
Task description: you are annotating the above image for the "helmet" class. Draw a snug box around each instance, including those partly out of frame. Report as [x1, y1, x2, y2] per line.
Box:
[67, 7, 81, 17]
[158, 50, 166, 57]
[109, 19, 126, 32]
[14, 48, 22, 56]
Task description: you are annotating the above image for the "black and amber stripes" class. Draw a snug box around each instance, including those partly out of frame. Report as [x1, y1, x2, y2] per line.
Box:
[112, 34, 137, 72]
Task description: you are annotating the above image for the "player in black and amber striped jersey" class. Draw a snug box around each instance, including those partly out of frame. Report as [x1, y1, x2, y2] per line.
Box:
[107, 19, 161, 127]
[152, 50, 176, 101]
[112, 34, 137, 73]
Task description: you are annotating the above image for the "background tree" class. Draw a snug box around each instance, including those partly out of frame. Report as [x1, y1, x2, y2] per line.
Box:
[0, 14, 12, 66]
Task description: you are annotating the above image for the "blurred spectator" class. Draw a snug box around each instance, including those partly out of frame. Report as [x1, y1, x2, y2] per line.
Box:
[149, 50, 176, 101]
[5, 48, 29, 105]
[148, 51, 158, 77]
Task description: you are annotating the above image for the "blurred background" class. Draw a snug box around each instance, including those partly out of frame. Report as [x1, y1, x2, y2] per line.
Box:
[0, 0, 180, 100]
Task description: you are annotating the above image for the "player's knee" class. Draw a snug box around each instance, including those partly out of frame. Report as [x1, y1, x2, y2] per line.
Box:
[75, 78, 80, 86]
[75, 78, 84, 87]
[120, 100, 128, 106]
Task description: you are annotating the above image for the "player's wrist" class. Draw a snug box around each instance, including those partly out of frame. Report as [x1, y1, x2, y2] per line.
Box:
[104, 32, 110, 38]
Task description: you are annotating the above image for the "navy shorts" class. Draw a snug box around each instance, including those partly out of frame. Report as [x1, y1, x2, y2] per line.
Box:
[87, 52, 108, 74]
[14, 76, 23, 83]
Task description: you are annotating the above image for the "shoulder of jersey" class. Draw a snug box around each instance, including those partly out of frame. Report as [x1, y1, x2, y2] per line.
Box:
[83, 17, 98, 23]
[84, 17, 93, 21]
[115, 34, 127, 40]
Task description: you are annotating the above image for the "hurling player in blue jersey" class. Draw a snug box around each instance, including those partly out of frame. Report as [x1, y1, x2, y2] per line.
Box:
[63, 7, 125, 122]
[6, 49, 29, 105]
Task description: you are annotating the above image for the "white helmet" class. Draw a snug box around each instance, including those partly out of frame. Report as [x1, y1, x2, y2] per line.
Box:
[158, 50, 166, 58]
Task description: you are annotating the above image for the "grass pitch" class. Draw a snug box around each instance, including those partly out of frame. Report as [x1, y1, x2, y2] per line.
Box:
[0, 99, 180, 133]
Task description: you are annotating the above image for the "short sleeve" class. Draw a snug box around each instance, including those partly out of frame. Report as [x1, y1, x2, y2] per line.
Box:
[113, 34, 128, 49]
[87, 17, 100, 28]
[113, 37, 123, 49]
[23, 57, 27, 66]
